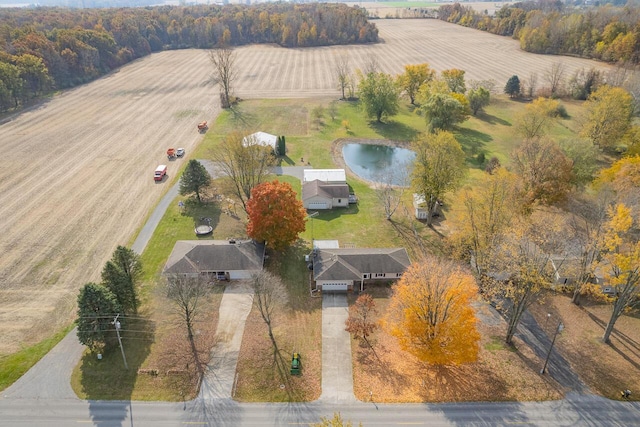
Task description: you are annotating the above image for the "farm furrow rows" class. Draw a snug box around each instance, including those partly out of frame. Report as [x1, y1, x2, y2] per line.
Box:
[0, 18, 615, 353]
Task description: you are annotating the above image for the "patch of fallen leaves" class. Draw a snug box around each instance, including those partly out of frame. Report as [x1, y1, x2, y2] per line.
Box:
[350, 286, 562, 403]
[235, 302, 322, 402]
[528, 292, 640, 400]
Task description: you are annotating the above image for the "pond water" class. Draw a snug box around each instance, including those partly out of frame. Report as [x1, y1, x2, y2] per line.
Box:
[342, 143, 415, 186]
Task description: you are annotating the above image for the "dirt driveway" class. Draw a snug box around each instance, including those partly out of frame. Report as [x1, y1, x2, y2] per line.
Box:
[0, 19, 613, 354]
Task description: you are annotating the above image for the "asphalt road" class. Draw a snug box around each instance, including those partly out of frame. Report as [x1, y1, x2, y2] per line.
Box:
[1, 394, 639, 427]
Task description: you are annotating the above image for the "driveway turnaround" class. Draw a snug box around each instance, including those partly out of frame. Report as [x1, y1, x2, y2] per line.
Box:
[320, 293, 356, 403]
[199, 281, 254, 400]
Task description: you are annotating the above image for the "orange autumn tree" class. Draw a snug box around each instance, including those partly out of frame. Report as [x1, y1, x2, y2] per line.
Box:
[246, 180, 306, 251]
[383, 256, 480, 365]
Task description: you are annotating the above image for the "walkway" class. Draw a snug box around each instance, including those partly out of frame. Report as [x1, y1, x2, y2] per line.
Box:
[320, 293, 356, 403]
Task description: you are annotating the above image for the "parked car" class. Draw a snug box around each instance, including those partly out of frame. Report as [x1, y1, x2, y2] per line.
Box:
[176, 148, 185, 157]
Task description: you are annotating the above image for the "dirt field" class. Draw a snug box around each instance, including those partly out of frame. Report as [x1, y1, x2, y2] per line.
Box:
[359, 1, 516, 18]
[0, 18, 614, 354]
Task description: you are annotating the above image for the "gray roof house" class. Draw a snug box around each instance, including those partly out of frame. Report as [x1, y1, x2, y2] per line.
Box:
[164, 240, 265, 281]
[312, 247, 411, 292]
[302, 179, 350, 210]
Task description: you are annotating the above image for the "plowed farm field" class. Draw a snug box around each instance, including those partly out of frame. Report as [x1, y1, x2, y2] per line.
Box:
[0, 19, 612, 353]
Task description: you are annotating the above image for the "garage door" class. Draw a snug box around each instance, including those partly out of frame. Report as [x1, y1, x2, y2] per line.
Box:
[307, 202, 327, 210]
[322, 282, 348, 292]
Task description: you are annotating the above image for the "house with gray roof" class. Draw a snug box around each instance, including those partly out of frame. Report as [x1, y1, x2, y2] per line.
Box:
[312, 247, 411, 292]
[302, 179, 350, 210]
[164, 239, 265, 281]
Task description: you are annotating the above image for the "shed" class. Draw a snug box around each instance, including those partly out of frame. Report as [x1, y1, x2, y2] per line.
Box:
[242, 132, 278, 153]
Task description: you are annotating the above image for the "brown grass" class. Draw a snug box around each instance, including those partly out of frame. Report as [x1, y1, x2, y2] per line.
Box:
[528, 292, 640, 400]
[234, 302, 322, 402]
[349, 286, 562, 402]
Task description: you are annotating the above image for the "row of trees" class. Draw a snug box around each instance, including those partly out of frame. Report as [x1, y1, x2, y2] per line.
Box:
[340, 59, 492, 132]
[76, 246, 142, 351]
[438, 2, 640, 64]
[0, 3, 377, 111]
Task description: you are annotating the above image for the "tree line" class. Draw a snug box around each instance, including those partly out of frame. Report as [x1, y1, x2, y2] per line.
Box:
[0, 3, 378, 112]
[438, 1, 640, 64]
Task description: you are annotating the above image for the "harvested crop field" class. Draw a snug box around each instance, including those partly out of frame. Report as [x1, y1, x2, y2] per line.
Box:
[0, 18, 614, 354]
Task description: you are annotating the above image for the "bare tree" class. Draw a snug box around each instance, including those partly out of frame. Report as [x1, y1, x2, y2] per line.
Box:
[487, 212, 563, 344]
[374, 161, 410, 220]
[544, 62, 565, 97]
[564, 193, 612, 305]
[209, 47, 238, 109]
[335, 55, 352, 100]
[166, 274, 211, 376]
[209, 131, 275, 214]
[363, 55, 379, 75]
[525, 72, 538, 99]
[250, 271, 290, 382]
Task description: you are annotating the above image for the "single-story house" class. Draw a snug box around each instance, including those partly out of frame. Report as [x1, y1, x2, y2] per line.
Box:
[242, 132, 278, 153]
[302, 179, 350, 210]
[312, 247, 411, 292]
[303, 169, 346, 184]
[164, 239, 265, 281]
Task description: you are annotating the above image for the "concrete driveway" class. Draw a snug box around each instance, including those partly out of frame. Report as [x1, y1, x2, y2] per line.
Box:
[199, 281, 254, 400]
[320, 293, 356, 403]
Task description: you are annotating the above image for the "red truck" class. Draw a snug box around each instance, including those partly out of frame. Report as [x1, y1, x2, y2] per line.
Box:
[154, 165, 167, 181]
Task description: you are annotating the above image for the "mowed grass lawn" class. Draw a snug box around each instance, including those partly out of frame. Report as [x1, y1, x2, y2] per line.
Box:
[74, 93, 630, 402]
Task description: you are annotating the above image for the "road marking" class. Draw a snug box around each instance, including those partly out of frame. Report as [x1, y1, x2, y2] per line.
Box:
[182, 423, 207, 425]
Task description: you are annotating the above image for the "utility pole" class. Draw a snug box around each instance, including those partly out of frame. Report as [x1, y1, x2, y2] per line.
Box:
[113, 314, 128, 370]
[540, 320, 563, 375]
[307, 211, 319, 244]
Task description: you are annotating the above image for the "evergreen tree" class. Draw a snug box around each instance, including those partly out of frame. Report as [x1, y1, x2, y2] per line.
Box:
[102, 246, 142, 314]
[179, 159, 211, 203]
[504, 75, 521, 98]
[76, 283, 122, 351]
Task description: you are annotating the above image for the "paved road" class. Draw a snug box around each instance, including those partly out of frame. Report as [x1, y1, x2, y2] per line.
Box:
[1, 393, 639, 426]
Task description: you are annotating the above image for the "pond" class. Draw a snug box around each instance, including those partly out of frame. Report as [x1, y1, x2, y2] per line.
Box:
[342, 143, 415, 186]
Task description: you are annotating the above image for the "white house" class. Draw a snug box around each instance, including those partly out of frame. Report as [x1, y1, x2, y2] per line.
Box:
[302, 180, 350, 210]
[164, 240, 265, 281]
[242, 132, 278, 153]
[303, 169, 346, 184]
[312, 247, 411, 292]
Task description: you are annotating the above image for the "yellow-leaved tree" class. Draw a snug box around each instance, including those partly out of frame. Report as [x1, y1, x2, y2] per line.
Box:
[383, 257, 480, 365]
[600, 203, 640, 343]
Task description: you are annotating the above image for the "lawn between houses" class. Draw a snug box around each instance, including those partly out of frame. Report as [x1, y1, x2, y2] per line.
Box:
[73, 95, 639, 401]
